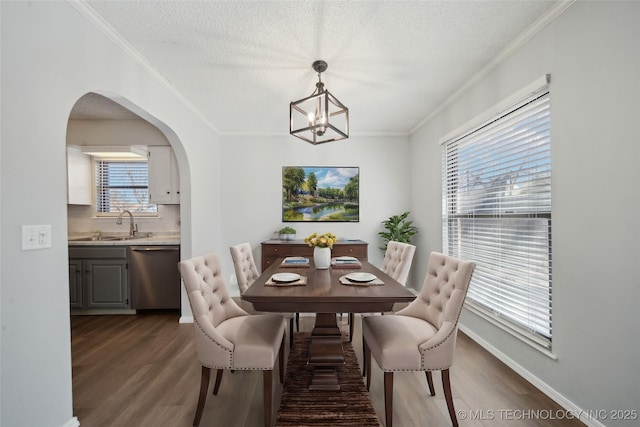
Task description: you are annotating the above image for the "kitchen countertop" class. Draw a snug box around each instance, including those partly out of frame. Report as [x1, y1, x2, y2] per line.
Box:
[68, 235, 181, 246]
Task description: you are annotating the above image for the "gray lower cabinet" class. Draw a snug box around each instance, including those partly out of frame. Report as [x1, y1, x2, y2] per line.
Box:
[69, 246, 130, 309]
[85, 259, 128, 308]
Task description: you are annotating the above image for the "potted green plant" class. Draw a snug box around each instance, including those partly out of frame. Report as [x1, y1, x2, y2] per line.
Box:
[378, 211, 419, 250]
[278, 226, 297, 241]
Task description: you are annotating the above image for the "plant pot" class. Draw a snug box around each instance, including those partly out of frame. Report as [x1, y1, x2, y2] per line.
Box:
[313, 247, 331, 269]
[279, 233, 296, 241]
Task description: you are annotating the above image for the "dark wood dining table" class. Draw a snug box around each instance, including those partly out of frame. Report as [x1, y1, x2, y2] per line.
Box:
[241, 257, 416, 391]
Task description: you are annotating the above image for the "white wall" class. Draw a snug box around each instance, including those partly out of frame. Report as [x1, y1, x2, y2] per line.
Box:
[0, 2, 220, 426]
[409, 2, 640, 425]
[219, 133, 413, 294]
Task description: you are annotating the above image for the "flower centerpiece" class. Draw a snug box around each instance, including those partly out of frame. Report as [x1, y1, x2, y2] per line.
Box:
[305, 232, 337, 269]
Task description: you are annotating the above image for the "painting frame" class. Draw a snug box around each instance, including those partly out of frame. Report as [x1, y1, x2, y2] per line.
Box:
[282, 166, 360, 222]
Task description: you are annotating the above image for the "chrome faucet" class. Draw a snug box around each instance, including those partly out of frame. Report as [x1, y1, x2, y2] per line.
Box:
[116, 210, 138, 237]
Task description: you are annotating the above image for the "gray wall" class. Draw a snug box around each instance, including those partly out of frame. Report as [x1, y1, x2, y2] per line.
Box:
[409, 2, 640, 425]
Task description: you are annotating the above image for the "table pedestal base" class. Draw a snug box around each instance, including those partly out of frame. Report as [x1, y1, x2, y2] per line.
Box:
[308, 367, 340, 391]
[308, 313, 344, 390]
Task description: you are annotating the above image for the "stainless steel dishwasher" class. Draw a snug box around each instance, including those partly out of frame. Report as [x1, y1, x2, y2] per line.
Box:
[129, 245, 181, 310]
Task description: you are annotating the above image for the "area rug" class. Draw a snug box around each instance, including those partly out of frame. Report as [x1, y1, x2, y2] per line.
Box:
[275, 332, 381, 426]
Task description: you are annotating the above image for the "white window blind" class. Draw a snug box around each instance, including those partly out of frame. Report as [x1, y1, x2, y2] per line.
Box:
[442, 85, 552, 348]
[96, 160, 157, 214]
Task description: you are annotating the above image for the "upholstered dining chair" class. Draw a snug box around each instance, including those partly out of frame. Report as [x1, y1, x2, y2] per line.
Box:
[362, 251, 475, 427]
[178, 252, 286, 427]
[347, 241, 416, 341]
[230, 242, 298, 347]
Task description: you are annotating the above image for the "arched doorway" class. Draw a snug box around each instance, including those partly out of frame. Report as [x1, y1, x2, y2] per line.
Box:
[66, 91, 189, 315]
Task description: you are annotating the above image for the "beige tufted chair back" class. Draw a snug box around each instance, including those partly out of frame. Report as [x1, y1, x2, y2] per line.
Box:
[230, 242, 261, 293]
[398, 251, 474, 331]
[381, 241, 416, 286]
[178, 252, 248, 367]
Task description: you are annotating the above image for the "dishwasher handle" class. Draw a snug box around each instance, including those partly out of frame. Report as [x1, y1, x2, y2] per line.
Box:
[130, 247, 180, 252]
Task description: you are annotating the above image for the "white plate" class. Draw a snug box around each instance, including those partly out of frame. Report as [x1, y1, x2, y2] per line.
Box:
[272, 273, 301, 283]
[346, 272, 377, 283]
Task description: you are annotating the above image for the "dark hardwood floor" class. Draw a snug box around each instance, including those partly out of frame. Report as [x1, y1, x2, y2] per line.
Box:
[71, 312, 584, 427]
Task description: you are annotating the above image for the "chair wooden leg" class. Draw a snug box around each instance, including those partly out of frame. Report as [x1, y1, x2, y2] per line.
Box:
[442, 369, 458, 427]
[362, 335, 366, 377]
[263, 370, 273, 427]
[425, 371, 436, 396]
[349, 313, 354, 342]
[279, 336, 285, 383]
[289, 318, 294, 348]
[384, 371, 394, 427]
[212, 368, 224, 395]
[193, 366, 211, 427]
[295, 312, 300, 331]
[364, 340, 372, 391]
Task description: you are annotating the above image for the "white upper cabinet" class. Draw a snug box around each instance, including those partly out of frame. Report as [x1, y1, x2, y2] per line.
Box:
[148, 146, 180, 204]
[67, 146, 92, 205]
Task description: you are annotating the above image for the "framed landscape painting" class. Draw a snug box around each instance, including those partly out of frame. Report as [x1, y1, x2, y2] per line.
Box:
[282, 166, 359, 222]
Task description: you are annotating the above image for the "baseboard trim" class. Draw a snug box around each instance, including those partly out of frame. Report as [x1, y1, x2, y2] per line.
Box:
[62, 417, 80, 427]
[179, 315, 193, 324]
[459, 325, 606, 427]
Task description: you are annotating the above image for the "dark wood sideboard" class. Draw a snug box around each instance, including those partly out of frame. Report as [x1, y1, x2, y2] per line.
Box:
[260, 239, 368, 272]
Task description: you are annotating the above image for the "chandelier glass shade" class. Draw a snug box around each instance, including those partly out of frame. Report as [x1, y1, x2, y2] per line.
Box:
[290, 60, 349, 145]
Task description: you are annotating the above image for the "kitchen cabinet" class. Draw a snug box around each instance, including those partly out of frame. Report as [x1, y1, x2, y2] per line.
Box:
[69, 247, 129, 309]
[67, 146, 92, 205]
[69, 259, 83, 308]
[260, 239, 368, 272]
[148, 146, 180, 204]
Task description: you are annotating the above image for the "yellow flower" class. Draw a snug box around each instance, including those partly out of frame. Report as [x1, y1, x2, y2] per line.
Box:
[305, 232, 337, 248]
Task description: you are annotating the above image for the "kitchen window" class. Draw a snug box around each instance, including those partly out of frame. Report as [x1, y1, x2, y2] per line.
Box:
[95, 160, 157, 214]
[442, 76, 552, 351]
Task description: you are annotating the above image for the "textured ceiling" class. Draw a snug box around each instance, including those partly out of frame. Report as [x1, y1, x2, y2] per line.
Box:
[72, 0, 558, 135]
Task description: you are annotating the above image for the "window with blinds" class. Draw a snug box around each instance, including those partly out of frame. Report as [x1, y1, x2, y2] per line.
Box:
[442, 84, 552, 349]
[95, 160, 157, 214]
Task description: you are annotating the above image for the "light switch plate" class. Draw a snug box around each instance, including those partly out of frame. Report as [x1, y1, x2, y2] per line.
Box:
[22, 225, 52, 251]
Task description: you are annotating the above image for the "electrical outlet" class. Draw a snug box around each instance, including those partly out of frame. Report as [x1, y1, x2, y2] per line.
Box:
[21, 225, 52, 251]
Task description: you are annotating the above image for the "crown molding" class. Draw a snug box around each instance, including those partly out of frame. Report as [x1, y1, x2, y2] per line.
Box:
[67, 0, 219, 133]
[410, 0, 575, 135]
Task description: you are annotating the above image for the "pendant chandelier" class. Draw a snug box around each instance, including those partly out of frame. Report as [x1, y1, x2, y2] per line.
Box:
[289, 60, 349, 145]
